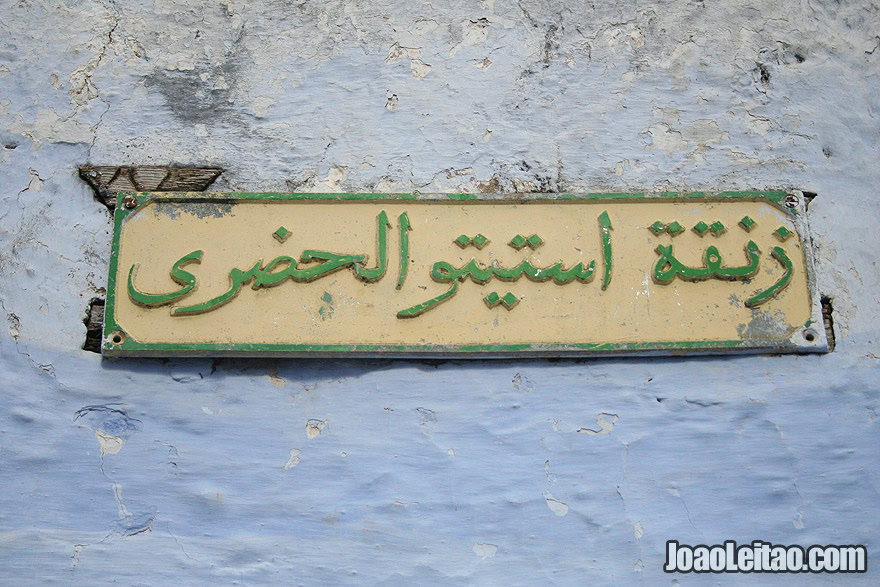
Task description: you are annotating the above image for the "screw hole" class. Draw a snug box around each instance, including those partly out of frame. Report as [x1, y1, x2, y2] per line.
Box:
[803, 328, 817, 342]
[109, 330, 126, 345]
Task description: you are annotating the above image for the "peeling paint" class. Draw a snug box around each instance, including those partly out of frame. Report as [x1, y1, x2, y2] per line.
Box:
[578, 413, 619, 435]
[305, 419, 326, 439]
[473, 543, 498, 559]
[267, 366, 285, 388]
[152, 201, 234, 219]
[1, 0, 879, 581]
[737, 309, 791, 339]
[282, 449, 301, 470]
[544, 492, 569, 517]
[7, 108, 94, 146]
[449, 19, 489, 57]
[95, 430, 123, 456]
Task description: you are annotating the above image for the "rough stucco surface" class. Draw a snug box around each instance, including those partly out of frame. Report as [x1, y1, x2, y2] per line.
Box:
[0, 0, 878, 583]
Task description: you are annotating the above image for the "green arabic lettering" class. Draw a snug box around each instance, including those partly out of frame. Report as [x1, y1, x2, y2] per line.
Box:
[173, 251, 371, 316]
[599, 210, 612, 290]
[353, 210, 392, 282]
[397, 211, 412, 289]
[127, 249, 202, 307]
[652, 240, 760, 284]
[396, 256, 596, 318]
[172, 261, 262, 316]
[291, 251, 368, 282]
[251, 255, 297, 288]
[166, 211, 392, 316]
[744, 246, 793, 307]
[396, 281, 459, 318]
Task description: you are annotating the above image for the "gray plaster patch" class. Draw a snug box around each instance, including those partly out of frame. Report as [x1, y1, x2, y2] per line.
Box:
[152, 201, 234, 219]
[737, 308, 791, 340]
[143, 58, 244, 124]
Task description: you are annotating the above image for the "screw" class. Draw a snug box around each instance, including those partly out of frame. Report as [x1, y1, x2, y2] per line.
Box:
[784, 194, 799, 209]
[122, 195, 137, 209]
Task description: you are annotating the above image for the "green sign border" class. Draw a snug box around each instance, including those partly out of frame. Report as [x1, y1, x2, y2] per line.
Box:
[103, 190, 827, 358]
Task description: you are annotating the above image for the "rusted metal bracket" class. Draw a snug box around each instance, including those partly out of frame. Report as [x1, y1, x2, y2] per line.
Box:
[80, 165, 222, 353]
[79, 165, 223, 209]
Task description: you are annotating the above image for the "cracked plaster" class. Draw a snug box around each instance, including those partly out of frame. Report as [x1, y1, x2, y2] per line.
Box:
[1, 0, 879, 583]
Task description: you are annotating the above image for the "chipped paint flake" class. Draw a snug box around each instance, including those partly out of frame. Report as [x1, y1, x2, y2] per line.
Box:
[282, 449, 301, 470]
[267, 366, 285, 388]
[544, 492, 569, 517]
[306, 419, 326, 439]
[473, 543, 498, 559]
[450, 19, 489, 57]
[578, 413, 619, 435]
[95, 430, 124, 456]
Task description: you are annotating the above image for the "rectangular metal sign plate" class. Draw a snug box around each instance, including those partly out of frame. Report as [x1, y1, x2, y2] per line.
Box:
[103, 192, 827, 357]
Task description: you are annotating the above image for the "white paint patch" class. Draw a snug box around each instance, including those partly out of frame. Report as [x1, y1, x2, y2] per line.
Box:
[450, 19, 489, 57]
[578, 413, 619, 435]
[410, 59, 432, 79]
[7, 314, 20, 340]
[511, 373, 534, 392]
[112, 483, 132, 519]
[472, 57, 492, 69]
[644, 119, 728, 153]
[634, 521, 644, 540]
[543, 492, 569, 517]
[412, 19, 439, 36]
[473, 543, 498, 559]
[635, 273, 652, 300]
[325, 166, 346, 191]
[7, 108, 93, 145]
[68, 62, 99, 106]
[384, 43, 419, 64]
[384, 44, 431, 79]
[544, 459, 555, 482]
[95, 430, 123, 456]
[282, 449, 301, 470]
[306, 419, 326, 439]
[643, 124, 688, 153]
[252, 96, 276, 117]
[684, 120, 728, 144]
[267, 367, 284, 388]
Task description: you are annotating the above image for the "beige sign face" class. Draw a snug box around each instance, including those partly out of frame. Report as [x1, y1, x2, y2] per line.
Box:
[103, 192, 826, 357]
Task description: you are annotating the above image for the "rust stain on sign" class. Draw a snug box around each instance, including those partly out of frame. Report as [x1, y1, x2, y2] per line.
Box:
[102, 192, 827, 357]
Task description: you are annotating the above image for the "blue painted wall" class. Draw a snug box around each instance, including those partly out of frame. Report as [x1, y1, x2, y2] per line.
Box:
[1, 0, 878, 583]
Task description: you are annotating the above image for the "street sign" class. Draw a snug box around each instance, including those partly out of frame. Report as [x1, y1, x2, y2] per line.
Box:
[103, 191, 827, 357]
